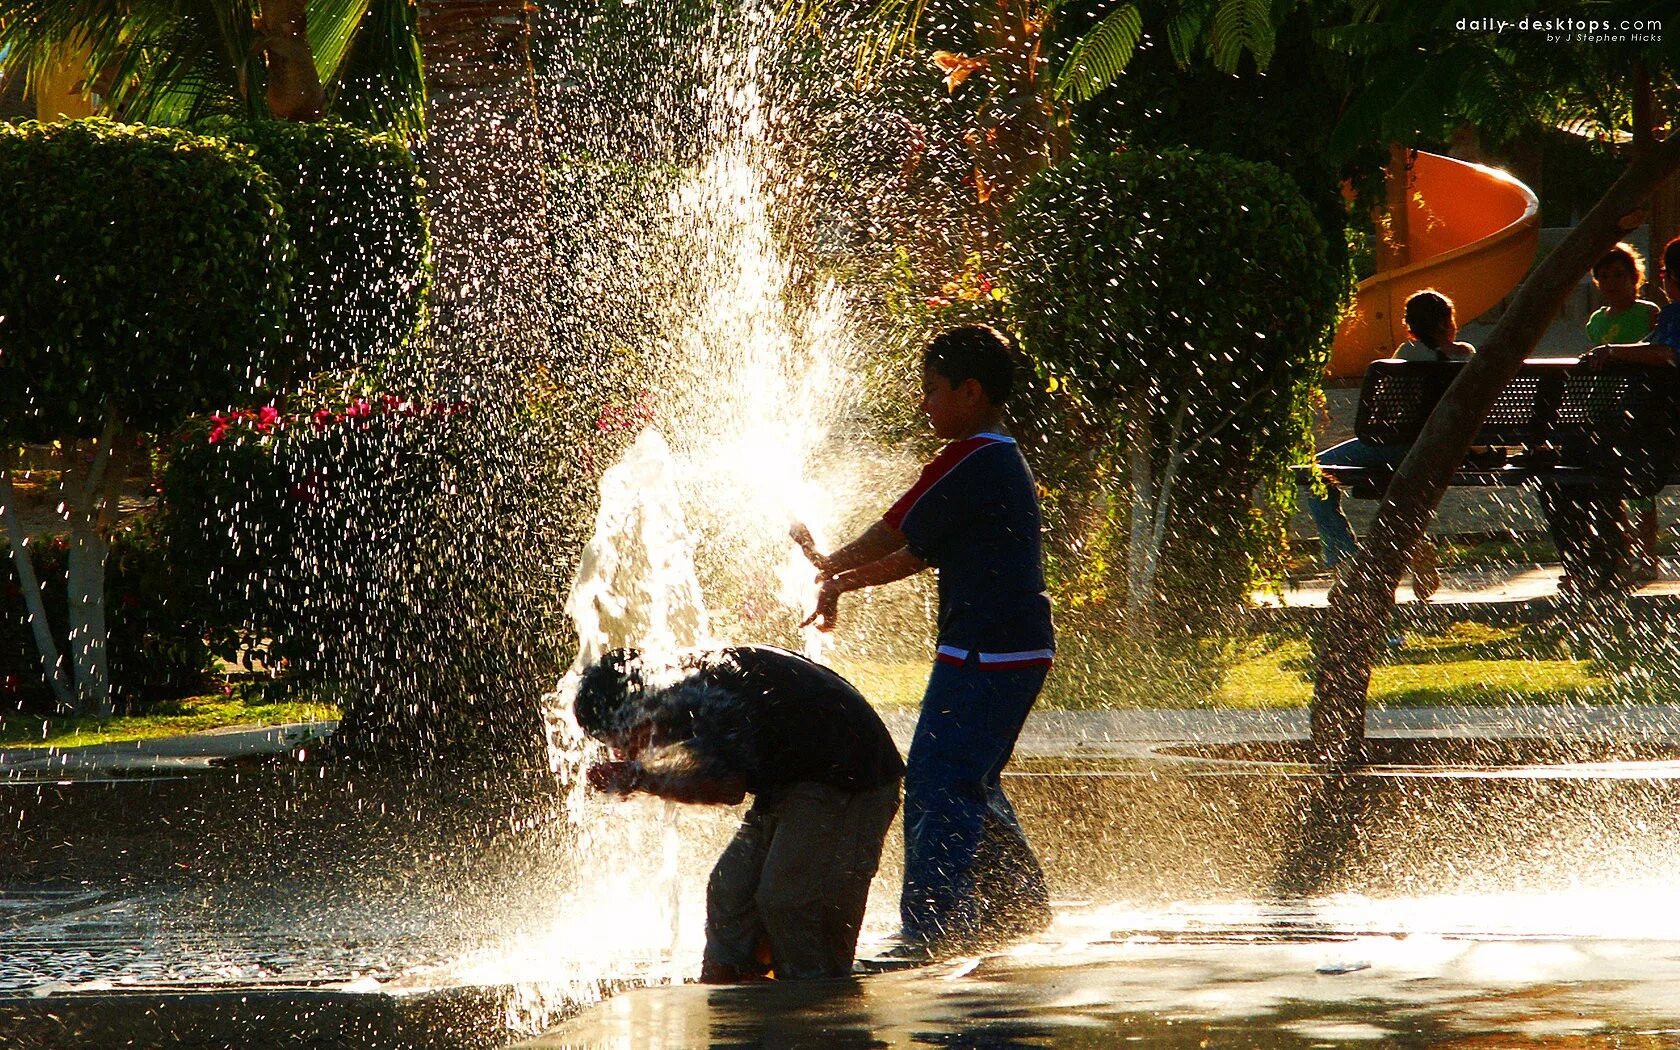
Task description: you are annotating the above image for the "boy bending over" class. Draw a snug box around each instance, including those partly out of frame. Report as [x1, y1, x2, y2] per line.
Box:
[577, 645, 902, 981]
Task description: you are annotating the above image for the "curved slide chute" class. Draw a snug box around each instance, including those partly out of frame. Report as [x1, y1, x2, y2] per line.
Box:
[1329, 151, 1540, 379]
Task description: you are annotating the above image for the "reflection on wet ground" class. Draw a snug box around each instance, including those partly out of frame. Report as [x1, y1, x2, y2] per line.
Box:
[12, 758, 1680, 1046]
[531, 900, 1680, 1048]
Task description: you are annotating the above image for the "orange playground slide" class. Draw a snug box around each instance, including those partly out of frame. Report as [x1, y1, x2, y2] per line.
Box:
[1329, 151, 1540, 379]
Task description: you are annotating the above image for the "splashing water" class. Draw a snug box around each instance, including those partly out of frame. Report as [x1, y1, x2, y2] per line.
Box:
[534, 9, 870, 985]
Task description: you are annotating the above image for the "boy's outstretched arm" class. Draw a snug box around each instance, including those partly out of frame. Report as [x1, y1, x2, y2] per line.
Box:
[801, 548, 928, 631]
[791, 520, 907, 577]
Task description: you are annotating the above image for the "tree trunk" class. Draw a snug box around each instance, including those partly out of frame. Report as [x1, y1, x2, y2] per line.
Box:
[256, 0, 326, 121]
[1634, 65, 1679, 287]
[416, 0, 552, 376]
[58, 421, 123, 716]
[1311, 134, 1680, 766]
[65, 515, 111, 715]
[1124, 390, 1155, 630]
[0, 470, 73, 710]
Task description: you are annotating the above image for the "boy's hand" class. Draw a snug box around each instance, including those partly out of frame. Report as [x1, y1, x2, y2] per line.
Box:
[1580, 345, 1613, 369]
[800, 578, 842, 632]
[587, 760, 642, 796]
[789, 522, 830, 574]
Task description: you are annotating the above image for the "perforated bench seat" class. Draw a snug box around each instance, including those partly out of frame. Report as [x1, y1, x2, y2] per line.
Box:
[1296, 358, 1680, 502]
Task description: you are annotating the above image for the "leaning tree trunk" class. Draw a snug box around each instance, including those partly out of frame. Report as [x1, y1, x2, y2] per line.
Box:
[1311, 135, 1680, 766]
[0, 470, 73, 709]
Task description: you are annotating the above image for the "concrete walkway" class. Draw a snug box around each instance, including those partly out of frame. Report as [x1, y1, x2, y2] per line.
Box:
[0, 721, 337, 777]
[1257, 561, 1680, 609]
[14, 701, 1680, 780]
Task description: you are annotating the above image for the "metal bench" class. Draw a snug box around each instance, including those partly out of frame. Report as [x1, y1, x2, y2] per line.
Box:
[1296, 358, 1680, 500]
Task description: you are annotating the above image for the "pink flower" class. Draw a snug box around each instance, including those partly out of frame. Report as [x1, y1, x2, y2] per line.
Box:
[256, 405, 280, 432]
[208, 415, 230, 444]
[346, 399, 373, 420]
[312, 408, 336, 430]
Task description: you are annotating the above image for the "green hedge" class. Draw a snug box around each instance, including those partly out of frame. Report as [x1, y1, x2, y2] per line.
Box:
[0, 119, 289, 443]
[160, 396, 565, 760]
[209, 119, 430, 378]
[1006, 148, 1344, 618]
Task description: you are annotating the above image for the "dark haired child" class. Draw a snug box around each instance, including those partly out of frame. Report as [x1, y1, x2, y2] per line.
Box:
[1584, 243, 1661, 580]
[1586, 243, 1660, 347]
[1584, 236, 1680, 364]
[793, 323, 1054, 959]
[1303, 289, 1470, 597]
[576, 645, 902, 982]
[1578, 236, 1680, 586]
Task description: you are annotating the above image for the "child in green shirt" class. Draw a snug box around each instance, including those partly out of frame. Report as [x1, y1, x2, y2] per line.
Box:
[1584, 243, 1661, 581]
[1586, 242, 1660, 346]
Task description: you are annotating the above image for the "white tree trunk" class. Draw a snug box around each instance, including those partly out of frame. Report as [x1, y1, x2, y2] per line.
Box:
[0, 469, 74, 709]
[65, 516, 110, 714]
[59, 419, 120, 716]
[1124, 390, 1198, 633]
[1140, 396, 1192, 599]
[1124, 391, 1156, 627]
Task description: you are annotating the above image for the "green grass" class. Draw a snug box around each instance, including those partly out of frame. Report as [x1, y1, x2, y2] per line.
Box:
[839, 621, 1636, 710]
[0, 694, 338, 749]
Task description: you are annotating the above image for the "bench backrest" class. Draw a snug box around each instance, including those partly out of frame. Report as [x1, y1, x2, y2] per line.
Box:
[1355, 358, 1680, 494]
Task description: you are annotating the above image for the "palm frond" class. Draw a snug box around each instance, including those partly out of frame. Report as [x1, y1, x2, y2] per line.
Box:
[853, 0, 930, 81]
[780, 0, 926, 80]
[1312, 19, 1416, 56]
[329, 0, 424, 133]
[1055, 3, 1143, 102]
[1165, 0, 1214, 68]
[308, 0, 373, 82]
[1206, 0, 1275, 72]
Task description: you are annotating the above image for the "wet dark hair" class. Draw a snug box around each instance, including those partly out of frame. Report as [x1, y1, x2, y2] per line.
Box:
[1592, 242, 1646, 286]
[574, 648, 645, 738]
[924, 324, 1016, 406]
[1403, 290, 1456, 348]
[1664, 236, 1680, 287]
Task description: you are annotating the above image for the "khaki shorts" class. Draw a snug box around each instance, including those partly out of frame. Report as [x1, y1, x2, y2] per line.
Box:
[704, 779, 900, 980]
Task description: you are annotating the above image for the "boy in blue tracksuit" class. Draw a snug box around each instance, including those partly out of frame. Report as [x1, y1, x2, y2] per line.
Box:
[795, 323, 1054, 958]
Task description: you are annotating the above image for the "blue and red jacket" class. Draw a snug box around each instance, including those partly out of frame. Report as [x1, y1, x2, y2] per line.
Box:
[884, 432, 1054, 670]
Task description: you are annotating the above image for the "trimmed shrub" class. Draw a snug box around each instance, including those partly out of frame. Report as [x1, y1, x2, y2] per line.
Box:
[1006, 147, 1344, 623]
[207, 119, 431, 378]
[160, 394, 566, 762]
[0, 119, 289, 443]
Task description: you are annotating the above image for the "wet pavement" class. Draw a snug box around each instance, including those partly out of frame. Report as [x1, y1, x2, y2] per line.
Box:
[12, 715, 1680, 1047]
[532, 904, 1680, 1049]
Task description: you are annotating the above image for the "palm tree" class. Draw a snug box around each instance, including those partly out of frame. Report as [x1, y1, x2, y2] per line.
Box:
[414, 1, 551, 359]
[0, 0, 425, 130]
